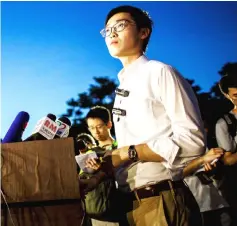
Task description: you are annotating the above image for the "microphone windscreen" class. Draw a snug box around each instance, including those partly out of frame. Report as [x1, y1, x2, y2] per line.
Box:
[55, 116, 71, 138]
[57, 116, 71, 126]
[24, 114, 58, 141]
[47, 114, 57, 121]
[2, 111, 30, 143]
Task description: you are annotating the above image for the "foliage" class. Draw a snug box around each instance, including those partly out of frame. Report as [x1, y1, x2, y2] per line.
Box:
[63, 62, 236, 143]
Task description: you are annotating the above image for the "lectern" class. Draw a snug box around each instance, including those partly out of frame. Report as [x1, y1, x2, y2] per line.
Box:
[1, 138, 84, 226]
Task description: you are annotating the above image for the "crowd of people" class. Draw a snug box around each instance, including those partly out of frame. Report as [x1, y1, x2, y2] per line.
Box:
[72, 5, 236, 226]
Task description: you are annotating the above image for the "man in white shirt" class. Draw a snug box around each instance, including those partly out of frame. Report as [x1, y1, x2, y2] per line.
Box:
[87, 5, 205, 225]
[215, 75, 237, 225]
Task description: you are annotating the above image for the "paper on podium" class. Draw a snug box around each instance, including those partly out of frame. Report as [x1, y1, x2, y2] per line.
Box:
[75, 152, 98, 174]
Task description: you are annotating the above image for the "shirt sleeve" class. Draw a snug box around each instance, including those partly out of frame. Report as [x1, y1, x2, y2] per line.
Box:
[147, 65, 205, 168]
[216, 118, 236, 152]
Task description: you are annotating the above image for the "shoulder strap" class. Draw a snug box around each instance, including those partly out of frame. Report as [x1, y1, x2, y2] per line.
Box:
[89, 146, 104, 157]
[86, 150, 95, 154]
[222, 113, 237, 138]
[100, 140, 118, 151]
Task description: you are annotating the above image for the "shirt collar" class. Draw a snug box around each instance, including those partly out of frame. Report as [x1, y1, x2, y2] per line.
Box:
[117, 55, 149, 82]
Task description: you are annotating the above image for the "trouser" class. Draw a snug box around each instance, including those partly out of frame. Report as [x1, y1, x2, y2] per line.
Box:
[220, 176, 237, 225]
[202, 208, 232, 226]
[223, 196, 237, 226]
[119, 180, 203, 226]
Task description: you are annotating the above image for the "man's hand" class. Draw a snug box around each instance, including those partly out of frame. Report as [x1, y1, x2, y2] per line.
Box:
[202, 148, 224, 164]
[202, 148, 224, 172]
[86, 158, 102, 171]
[183, 147, 224, 177]
[203, 163, 214, 171]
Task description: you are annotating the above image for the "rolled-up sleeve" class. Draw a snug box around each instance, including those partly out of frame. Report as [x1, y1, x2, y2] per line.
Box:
[147, 65, 205, 167]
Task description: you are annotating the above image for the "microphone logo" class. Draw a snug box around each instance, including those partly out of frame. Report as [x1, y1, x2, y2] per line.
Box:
[55, 120, 70, 138]
[44, 119, 57, 133]
[32, 117, 58, 139]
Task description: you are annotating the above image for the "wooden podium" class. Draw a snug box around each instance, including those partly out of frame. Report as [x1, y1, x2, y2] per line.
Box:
[1, 138, 84, 226]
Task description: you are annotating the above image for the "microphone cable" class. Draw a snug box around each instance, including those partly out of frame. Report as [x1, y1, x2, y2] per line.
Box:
[1, 189, 16, 226]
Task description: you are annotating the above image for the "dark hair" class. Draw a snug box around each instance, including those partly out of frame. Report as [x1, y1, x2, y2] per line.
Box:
[105, 5, 153, 53]
[219, 75, 237, 94]
[86, 105, 111, 124]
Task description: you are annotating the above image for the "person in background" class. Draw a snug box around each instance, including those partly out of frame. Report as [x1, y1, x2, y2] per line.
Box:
[215, 75, 237, 224]
[183, 147, 232, 226]
[80, 106, 121, 226]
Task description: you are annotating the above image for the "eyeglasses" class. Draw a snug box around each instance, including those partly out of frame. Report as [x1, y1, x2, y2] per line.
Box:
[227, 92, 237, 100]
[230, 96, 237, 101]
[100, 19, 135, 38]
[88, 124, 106, 131]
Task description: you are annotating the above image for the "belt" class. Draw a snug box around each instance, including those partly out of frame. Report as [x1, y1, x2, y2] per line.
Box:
[132, 180, 185, 201]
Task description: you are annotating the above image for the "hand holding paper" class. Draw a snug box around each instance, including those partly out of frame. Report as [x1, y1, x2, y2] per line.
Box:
[75, 152, 98, 174]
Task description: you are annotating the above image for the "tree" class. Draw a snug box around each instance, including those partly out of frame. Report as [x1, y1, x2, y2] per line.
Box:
[219, 62, 237, 77]
[64, 62, 236, 143]
[210, 62, 237, 99]
[62, 76, 118, 138]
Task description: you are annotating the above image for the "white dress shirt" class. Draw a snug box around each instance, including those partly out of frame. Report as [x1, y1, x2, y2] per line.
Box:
[113, 55, 205, 192]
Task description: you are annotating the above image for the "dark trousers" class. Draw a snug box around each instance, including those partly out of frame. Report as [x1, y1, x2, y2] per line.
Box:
[202, 208, 232, 226]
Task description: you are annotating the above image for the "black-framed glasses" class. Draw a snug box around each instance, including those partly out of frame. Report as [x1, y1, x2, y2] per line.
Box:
[100, 19, 135, 38]
[88, 123, 106, 131]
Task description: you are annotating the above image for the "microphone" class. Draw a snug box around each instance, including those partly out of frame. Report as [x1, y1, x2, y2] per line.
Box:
[46, 113, 56, 122]
[24, 113, 58, 141]
[2, 111, 30, 143]
[54, 116, 71, 139]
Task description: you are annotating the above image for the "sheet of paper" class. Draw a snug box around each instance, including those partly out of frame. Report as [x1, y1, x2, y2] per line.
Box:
[75, 152, 98, 174]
